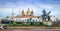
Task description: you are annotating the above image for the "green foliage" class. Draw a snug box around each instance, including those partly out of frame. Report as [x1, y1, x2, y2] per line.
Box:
[13, 21, 17, 26]
[5, 22, 44, 27]
[30, 22, 44, 26]
[21, 22, 30, 26]
[39, 22, 44, 25]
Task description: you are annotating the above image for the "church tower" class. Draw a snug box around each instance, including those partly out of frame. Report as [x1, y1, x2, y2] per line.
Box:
[21, 9, 25, 16]
[26, 8, 34, 16]
[31, 9, 34, 16]
[26, 8, 31, 16]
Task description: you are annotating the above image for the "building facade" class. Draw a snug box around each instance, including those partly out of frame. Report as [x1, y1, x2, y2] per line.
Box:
[4, 8, 58, 22]
[10, 8, 42, 22]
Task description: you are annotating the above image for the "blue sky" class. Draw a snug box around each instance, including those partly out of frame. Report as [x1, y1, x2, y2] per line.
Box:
[0, 0, 60, 19]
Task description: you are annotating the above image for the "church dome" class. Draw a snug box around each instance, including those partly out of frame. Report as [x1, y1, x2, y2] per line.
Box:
[26, 8, 34, 16]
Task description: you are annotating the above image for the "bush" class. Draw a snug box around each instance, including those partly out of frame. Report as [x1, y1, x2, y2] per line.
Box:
[39, 22, 44, 25]
[30, 22, 44, 26]
[5, 22, 45, 27]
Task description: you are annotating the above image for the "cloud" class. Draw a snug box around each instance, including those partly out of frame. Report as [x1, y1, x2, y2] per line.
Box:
[0, 0, 60, 19]
[50, 11, 60, 18]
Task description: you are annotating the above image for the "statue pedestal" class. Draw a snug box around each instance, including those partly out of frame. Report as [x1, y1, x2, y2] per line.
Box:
[43, 21, 52, 26]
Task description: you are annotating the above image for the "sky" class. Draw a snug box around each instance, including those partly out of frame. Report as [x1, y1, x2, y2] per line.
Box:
[0, 0, 60, 19]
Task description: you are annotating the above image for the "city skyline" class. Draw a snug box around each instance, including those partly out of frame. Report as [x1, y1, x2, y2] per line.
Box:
[0, 0, 60, 19]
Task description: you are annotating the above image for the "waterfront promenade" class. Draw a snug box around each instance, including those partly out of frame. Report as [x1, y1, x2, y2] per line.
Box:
[0, 27, 60, 31]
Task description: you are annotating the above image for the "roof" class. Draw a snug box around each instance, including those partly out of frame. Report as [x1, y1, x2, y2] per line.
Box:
[10, 16, 40, 18]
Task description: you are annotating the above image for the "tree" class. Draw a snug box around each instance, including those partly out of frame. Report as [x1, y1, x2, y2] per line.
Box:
[29, 18, 32, 25]
[13, 21, 16, 26]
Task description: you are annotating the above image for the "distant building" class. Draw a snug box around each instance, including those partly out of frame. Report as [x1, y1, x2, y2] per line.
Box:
[10, 8, 42, 22]
[50, 16, 57, 22]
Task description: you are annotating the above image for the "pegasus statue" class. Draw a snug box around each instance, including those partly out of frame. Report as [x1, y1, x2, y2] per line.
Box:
[41, 10, 51, 21]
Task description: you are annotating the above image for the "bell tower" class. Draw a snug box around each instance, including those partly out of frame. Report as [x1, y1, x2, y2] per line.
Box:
[21, 9, 25, 16]
[26, 8, 31, 16]
[31, 9, 34, 16]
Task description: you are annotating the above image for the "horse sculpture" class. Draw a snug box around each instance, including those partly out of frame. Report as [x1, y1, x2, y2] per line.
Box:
[41, 10, 51, 21]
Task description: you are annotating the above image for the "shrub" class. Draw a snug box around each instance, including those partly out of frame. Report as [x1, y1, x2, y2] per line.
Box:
[39, 22, 44, 25]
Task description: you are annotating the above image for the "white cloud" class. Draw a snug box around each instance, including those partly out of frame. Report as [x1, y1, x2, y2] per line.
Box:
[0, 8, 12, 13]
[0, 1, 60, 19]
[50, 11, 60, 18]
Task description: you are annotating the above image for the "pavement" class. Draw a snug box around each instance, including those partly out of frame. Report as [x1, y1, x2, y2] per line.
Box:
[0, 27, 60, 31]
[0, 28, 60, 31]
[7, 26, 60, 29]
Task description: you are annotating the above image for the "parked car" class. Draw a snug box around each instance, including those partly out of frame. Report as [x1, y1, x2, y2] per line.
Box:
[0, 25, 7, 29]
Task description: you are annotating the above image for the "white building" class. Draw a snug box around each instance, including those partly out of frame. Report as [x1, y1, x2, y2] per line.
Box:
[50, 16, 57, 22]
